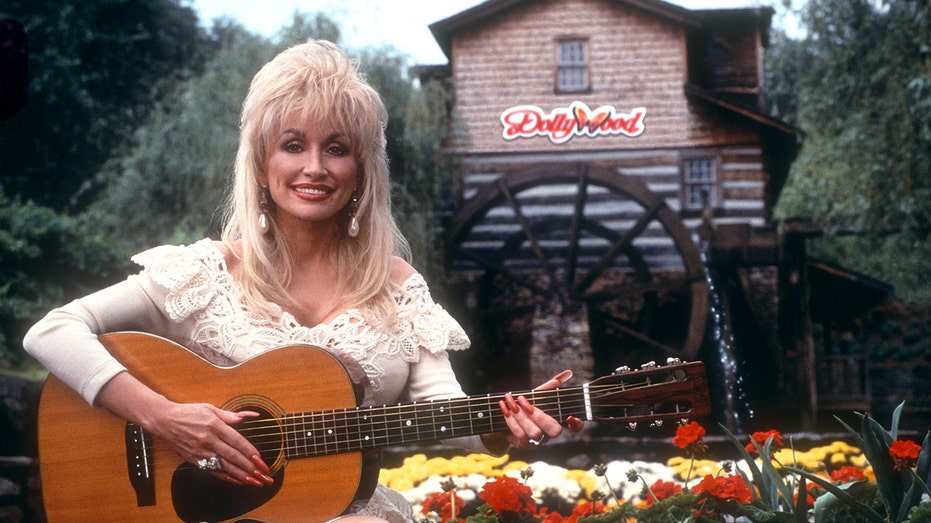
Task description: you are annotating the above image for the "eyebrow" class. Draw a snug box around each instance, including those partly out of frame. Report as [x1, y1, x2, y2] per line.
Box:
[278, 128, 348, 143]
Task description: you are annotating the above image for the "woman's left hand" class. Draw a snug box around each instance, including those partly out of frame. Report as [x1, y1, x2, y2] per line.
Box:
[495, 369, 574, 449]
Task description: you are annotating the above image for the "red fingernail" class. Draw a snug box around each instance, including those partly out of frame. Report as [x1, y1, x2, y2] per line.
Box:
[257, 471, 275, 484]
[245, 476, 264, 487]
[252, 454, 270, 473]
[566, 416, 583, 432]
[225, 474, 245, 486]
[519, 396, 534, 415]
[506, 393, 520, 413]
[499, 400, 511, 418]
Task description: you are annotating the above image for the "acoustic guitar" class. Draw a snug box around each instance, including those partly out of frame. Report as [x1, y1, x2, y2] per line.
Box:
[37, 331, 710, 522]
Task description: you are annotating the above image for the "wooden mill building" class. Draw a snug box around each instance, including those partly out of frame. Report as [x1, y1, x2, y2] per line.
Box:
[422, 0, 883, 431]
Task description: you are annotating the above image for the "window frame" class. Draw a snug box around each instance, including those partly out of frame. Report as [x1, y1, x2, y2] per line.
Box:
[555, 38, 591, 94]
[680, 154, 721, 212]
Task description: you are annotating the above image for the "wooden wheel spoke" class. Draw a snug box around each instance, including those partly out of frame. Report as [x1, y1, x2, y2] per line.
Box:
[575, 199, 664, 295]
[590, 308, 682, 358]
[497, 179, 558, 285]
[451, 245, 553, 298]
[566, 169, 589, 296]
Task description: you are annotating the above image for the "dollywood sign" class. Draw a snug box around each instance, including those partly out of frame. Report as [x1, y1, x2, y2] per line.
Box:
[500, 101, 646, 144]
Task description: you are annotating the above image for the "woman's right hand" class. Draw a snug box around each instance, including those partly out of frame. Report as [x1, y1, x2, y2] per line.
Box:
[147, 401, 275, 487]
[96, 371, 274, 487]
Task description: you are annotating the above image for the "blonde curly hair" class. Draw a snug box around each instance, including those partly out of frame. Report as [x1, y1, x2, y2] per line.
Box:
[221, 40, 410, 325]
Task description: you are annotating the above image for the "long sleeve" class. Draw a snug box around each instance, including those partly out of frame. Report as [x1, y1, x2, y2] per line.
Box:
[23, 274, 176, 405]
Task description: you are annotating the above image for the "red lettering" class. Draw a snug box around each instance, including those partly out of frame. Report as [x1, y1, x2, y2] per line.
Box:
[500, 102, 646, 144]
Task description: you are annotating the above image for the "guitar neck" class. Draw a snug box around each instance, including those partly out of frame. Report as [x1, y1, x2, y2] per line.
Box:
[271, 387, 587, 459]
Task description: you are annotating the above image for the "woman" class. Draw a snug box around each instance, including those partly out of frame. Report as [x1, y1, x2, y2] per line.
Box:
[24, 40, 568, 522]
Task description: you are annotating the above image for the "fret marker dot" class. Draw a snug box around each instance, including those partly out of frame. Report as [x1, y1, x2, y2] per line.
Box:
[441, 426, 447, 432]
[365, 435, 370, 440]
[405, 420, 412, 427]
[477, 412, 484, 418]
[328, 429, 333, 434]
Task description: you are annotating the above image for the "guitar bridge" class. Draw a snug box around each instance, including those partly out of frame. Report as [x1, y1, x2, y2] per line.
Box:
[125, 422, 156, 506]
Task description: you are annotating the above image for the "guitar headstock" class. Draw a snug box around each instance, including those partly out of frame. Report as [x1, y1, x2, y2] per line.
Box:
[587, 359, 711, 429]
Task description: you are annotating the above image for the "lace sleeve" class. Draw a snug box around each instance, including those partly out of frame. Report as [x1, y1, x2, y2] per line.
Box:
[130, 239, 231, 323]
[396, 274, 471, 357]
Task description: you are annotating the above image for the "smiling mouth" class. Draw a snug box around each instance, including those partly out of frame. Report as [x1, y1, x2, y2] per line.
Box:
[293, 186, 332, 195]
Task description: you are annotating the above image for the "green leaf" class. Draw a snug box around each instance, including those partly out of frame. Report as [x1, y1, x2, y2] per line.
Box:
[784, 467, 885, 523]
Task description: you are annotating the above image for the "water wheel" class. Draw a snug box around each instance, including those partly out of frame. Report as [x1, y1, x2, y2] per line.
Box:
[446, 162, 708, 384]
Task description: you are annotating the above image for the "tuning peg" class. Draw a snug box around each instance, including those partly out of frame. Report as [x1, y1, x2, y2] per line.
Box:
[640, 361, 657, 370]
[666, 357, 682, 365]
[614, 365, 631, 374]
[626, 422, 638, 431]
[649, 420, 664, 428]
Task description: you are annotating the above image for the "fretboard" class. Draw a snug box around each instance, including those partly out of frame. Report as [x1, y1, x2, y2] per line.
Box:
[263, 386, 589, 459]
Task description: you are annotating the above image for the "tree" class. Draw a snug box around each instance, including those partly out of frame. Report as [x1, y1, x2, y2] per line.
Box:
[770, 0, 931, 301]
[0, 0, 206, 211]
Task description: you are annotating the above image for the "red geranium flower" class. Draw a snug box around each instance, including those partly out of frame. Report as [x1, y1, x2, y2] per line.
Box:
[538, 508, 565, 523]
[478, 476, 537, 515]
[831, 465, 867, 483]
[567, 501, 608, 523]
[745, 429, 784, 454]
[890, 439, 922, 471]
[421, 490, 465, 523]
[793, 483, 821, 506]
[673, 421, 708, 453]
[646, 478, 683, 506]
[693, 474, 753, 503]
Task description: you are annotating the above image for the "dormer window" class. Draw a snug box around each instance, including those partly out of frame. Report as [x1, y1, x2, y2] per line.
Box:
[556, 39, 589, 93]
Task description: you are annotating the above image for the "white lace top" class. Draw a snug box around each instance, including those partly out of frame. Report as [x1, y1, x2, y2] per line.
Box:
[24, 239, 473, 408]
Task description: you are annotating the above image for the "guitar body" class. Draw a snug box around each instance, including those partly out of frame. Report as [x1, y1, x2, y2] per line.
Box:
[37, 332, 376, 522]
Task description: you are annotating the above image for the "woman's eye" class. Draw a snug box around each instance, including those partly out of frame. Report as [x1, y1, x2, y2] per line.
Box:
[283, 141, 303, 153]
[327, 143, 348, 156]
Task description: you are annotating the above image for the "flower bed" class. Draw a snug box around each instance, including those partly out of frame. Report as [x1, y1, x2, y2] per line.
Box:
[379, 404, 931, 522]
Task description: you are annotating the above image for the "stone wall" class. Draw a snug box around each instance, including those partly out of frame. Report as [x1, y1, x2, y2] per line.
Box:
[0, 373, 44, 522]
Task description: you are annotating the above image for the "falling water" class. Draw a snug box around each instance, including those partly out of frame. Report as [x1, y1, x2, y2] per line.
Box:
[698, 239, 752, 433]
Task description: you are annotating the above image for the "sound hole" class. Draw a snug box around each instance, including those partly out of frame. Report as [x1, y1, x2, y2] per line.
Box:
[170, 404, 286, 522]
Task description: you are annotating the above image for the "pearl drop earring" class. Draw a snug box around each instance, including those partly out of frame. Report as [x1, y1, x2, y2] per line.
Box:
[258, 186, 270, 235]
[348, 192, 360, 238]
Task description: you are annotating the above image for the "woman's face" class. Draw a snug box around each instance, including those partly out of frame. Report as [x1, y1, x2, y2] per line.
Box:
[265, 112, 360, 233]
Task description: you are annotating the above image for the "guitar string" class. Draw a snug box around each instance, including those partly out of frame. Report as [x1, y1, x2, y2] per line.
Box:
[225, 378, 698, 457]
[234, 379, 687, 443]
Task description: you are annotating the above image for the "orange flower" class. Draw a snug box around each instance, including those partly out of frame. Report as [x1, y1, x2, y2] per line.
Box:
[889, 439, 922, 471]
[744, 429, 784, 454]
[645, 478, 682, 505]
[567, 501, 608, 523]
[831, 465, 867, 483]
[673, 421, 708, 453]
[421, 491, 465, 523]
[478, 476, 537, 515]
[693, 474, 753, 503]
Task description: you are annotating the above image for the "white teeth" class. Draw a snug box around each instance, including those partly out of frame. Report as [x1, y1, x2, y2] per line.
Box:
[294, 187, 328, 195]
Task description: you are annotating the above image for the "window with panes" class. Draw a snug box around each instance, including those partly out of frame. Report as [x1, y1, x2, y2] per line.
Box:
[556, 39, 589, 93]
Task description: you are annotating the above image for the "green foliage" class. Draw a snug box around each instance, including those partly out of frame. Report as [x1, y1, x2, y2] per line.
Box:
[769, 0, 931, 303]
[786, 403, 931, 523]
[0, 187, 122, 364]
[0, 0, 207, 211]
[396, 78, 459, 294]
[84, 24, 273, 258]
